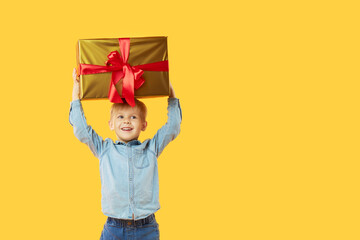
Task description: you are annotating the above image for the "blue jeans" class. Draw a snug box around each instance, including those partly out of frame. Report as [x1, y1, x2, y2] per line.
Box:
[100, 214, 160, 240]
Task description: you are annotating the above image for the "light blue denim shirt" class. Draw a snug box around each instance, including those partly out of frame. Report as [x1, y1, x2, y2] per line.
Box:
[69, 98, 182, 220]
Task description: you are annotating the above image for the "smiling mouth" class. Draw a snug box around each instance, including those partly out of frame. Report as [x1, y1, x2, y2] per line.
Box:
[121, 127, 133, 131]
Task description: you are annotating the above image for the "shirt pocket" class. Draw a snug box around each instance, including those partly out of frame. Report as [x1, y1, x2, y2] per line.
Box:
[133, 149, 150, 169]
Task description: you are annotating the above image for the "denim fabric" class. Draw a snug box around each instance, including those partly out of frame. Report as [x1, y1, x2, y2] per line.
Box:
[100, 214, 159, 240]
[69, 98, 182, 220]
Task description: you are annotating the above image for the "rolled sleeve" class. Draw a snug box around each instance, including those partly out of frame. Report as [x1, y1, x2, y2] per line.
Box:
[149, 98, 182, 157]
[69, 99, 81, 126]
[69, 99, 104, 158]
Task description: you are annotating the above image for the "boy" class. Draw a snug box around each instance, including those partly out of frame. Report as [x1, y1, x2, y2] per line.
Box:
[69, 68, 182, 240]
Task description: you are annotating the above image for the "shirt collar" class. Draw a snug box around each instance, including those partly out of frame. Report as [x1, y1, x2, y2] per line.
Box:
[115, 140, 142, 146]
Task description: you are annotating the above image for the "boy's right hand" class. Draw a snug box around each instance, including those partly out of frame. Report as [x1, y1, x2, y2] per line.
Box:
[72, 68, 80, 101]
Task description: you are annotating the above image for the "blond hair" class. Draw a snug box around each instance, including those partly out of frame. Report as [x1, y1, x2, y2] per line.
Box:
[110, 98, 147, 121]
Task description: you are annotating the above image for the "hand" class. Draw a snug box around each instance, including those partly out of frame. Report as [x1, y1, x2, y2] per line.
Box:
[73, 68, 79, 83]
[169, 81, 176, 98]
[72, 68, 80, 101]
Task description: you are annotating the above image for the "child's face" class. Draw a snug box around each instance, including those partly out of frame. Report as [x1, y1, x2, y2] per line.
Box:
[109, 107, 147, 143]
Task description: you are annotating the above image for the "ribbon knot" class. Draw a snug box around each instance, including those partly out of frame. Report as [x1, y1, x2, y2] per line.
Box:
[106, 51, 123, 67]
[79, 38, 168, 107]
[104, 49, 145, 107]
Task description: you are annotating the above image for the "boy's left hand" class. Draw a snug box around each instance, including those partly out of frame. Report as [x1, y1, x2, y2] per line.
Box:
[169, 81, 176, 98]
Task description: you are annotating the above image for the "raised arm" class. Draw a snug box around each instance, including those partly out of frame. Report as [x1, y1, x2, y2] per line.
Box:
[149, 81, 182, 157]
[69, 68, 106, 158]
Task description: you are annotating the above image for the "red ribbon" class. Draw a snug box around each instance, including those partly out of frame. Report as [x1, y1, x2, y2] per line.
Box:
[79, 38, 168, 107]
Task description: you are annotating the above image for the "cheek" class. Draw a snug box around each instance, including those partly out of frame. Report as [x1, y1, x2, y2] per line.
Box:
[134, 123, 142, 131]
[112, 120, 120, 128]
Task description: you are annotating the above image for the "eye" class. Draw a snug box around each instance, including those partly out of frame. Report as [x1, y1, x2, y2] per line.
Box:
[117, 115, 124, 119]
[131, 116, 137, 119]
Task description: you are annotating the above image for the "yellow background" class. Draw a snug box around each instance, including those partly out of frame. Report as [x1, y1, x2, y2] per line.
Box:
[0, 0, 359, 239]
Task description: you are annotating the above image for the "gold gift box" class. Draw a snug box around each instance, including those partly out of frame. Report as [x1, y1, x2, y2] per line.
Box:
[76, 37, 169, 100]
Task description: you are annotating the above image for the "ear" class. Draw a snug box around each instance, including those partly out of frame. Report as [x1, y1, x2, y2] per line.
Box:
[109, 120, 114, 131]
[141, 121, 147, 131]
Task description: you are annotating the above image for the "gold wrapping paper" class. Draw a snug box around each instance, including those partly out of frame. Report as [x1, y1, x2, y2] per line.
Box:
[76, 37, 169, 100]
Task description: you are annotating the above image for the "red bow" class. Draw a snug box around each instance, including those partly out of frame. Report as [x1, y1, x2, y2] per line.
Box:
[79, 38, 168, 107]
